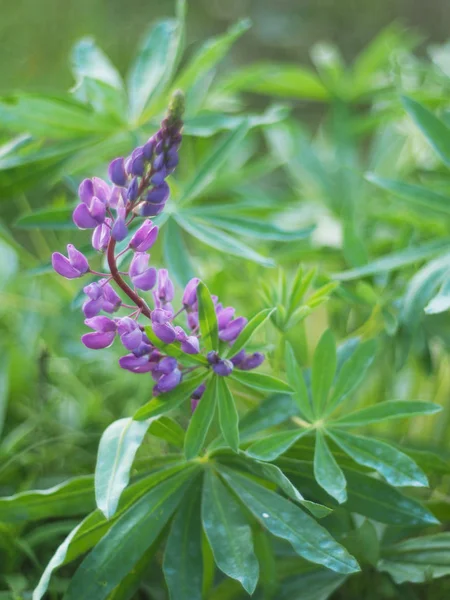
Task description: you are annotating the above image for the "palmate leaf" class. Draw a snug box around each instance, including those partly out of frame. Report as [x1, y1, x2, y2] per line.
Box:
[163, 484, 203, 600]
[239, 393, 300, 439]
[314, 431, 347, 504]
[94, 418, 153, 519]
[33, 463, 189, 600]
[327, 429, 428, 488]
[64, 468, 197, 600]
[201, 214, 315, 241]
[330, 400, 442, 427]
[425, 272, 450, 314]
[218, 466, 359, 575]
[202, 470, 259, 594]
[285, 342, 314, 421]
[184, 376, 218, 460]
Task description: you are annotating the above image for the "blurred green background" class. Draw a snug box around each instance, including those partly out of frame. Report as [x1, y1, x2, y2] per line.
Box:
[2, 0, 450, 94]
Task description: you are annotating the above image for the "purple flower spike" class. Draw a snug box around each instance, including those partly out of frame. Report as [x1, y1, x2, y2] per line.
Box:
[92, 219, 111, 251]
[108, 157, 128, 187]
[129, 253, 157, 291]
[145, 182, 170, 205]
[213, 359, 234, 377]
[219, 317, 248, 343]
[154, 368, 181, 394]
[183, 278, 200, 308]
[82, 316, 117, 349]
[52, 244, 89, 279]
[119, 354, 154, 373]
[129, 220, 159, 252]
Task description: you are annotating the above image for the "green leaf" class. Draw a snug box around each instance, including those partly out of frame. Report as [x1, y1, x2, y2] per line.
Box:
[65, 469, 195, 600]
[325, 339, 376, 415]
[33, 464, 189, 600]
[314, 431, 347, 504]
[148, 416, 185, 448]
[402, 95, 450, 166]
[0, 476, 94, 523]
[176, 215, 274, 267]
[327, 430, 428, 488]
[218, 63, 329, 100]
[225, 308, 275, 358]
[230, 369, 293, 394]
[172, 19, 251, 97]
[366, 173, 450, 216]
[197, 281, 219, 352]
[202, 214, 315, 241]
[219, 466, 359, 575]
[239, 394, 300, 439]
[217, 377, 239, 452]
[378, 533, 450, 584]
[95, 418, 151, 519]
[331, 400, 442, 427]
[278, 568, 347, 600]
[15, 206, 74, 230]
[163, 218, 195, 286]
[71, 37, 123, 90]
[334, 239, 450, 281]
[0, 354, 9, 438]
[179, 121, 249, 203]
[127, 12, 184, 122]
[425, 272, 450, 314]
[106, 546, 157, 600]
[184, 377, 217, 460]
[163, 485, 203, 600]
[237, 454, 332, 518]
[246, 429, 309, 462]
[0, 93, 114, 138]
[311, 330, 336, 416]
[134, 370, 208, 421]
[202, 470, 259, 594]
[285, 342, 314, 421]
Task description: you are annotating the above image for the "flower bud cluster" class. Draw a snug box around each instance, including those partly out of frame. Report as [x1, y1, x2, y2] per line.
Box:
[51, 92, 265, 404]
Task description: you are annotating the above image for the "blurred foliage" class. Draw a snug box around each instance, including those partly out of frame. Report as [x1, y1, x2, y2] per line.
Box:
[1, 0, 450, 599]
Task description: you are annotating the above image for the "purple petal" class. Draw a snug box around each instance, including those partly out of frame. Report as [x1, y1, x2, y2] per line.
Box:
[182, 278, 199, 308]
[92, 221, 111, 252]
[119, 354, 154, 373]
[150, 168, 167, 186]
[129, 220, 159, 252]
[127, 176, 139, 202]
[213, 359, 234, 377]
[85, 316, 117, 332]
[138, 201, 166, 217]
[111, 217, 128, 242]
[155, 368, 181, 393]
[108, 157, 127, 187]
[92, 177, 110, 203]
[78, 179, 94, 204]
[90, 197, 106, 224]
[67, 244, 89, 274]
[219, 317, 248, 343]
[145, 182, 169, 205]
[157, 356, 178, 374]
[143, 139, 155, 161]
[73, 203, 98, 229]
[181, 336, 200, 354]
[152, 322, 177, 344]
[217, 306, 235, 329]
[82, 297, 104, 318]
[81, 331, 116, 349]
[52, 253, 80, 279]
[240, 352, 265, 371]
[230, 349, 246, 367]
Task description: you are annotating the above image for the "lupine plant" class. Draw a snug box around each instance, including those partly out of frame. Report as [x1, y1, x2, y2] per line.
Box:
[1, 11, 450, 600]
